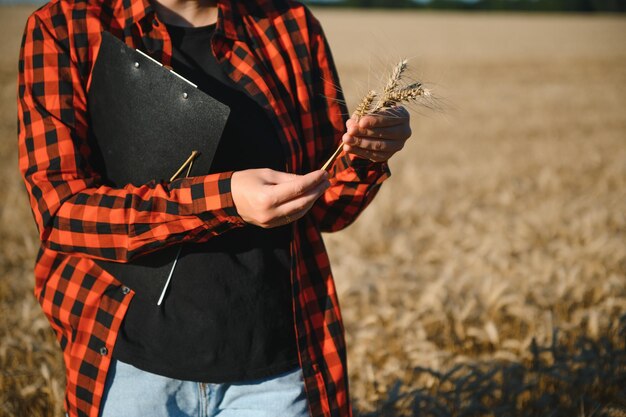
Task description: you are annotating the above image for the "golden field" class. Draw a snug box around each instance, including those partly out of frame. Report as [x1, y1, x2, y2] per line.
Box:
[1, 5, 625, 417]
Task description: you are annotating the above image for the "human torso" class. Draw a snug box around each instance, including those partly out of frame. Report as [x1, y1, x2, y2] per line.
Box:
[112, 20, 300, 382]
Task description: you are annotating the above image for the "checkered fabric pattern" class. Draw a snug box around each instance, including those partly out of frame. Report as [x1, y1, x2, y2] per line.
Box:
[17, 0, 391, 416]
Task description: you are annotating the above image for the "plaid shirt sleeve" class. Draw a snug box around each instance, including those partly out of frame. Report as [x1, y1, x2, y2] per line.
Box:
[17, 13, 245, 263]
[306, 13, 392, 233]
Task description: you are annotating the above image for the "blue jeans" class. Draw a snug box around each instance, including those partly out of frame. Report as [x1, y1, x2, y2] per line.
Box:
[97, 358, 310, 417]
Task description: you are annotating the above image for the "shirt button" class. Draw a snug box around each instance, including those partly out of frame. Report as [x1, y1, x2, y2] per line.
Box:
[99, 346, 108, 356]
[121, 286, 131, 295]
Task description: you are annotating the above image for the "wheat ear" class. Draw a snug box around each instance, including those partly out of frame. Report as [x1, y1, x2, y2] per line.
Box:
[321, 58, 432, 171]
[354, 90, 377, 118]
[383, 83, 431, 107]
[383, 59, 408, 95]
[372, 59, 408, 112]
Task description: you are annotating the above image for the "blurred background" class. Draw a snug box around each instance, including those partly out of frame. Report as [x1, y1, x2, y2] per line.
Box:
[1, 1, 625, 416]
[307, 0, 626, 12]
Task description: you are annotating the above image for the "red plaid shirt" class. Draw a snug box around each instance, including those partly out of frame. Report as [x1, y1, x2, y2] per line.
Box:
[17, 0, 391, 416]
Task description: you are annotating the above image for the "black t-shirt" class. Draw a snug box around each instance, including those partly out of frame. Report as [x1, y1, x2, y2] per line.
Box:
[112, 21, 300, 382]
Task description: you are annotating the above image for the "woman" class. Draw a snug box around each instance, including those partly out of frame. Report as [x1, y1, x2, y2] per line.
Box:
[16, 0, 411, 416]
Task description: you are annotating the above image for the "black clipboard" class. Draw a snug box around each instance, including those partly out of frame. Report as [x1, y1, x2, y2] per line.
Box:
[87, 30, 230, 302]
[88, 30, 229, 186]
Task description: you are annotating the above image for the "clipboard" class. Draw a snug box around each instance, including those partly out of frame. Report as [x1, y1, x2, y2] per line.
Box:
[87, 30, 230, 303]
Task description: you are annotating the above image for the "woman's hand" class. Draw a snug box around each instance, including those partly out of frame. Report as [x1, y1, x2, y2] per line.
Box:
[231, 168, 330, 228]
[341, 106, 412, 163]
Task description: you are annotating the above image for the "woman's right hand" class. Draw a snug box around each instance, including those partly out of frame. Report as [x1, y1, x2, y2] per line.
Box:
[231, 168, 330, 228]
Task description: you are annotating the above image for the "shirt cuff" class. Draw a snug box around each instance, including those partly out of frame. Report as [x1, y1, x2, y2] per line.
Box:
[186, 171, 245, 225]
[346, 154, 391, 181]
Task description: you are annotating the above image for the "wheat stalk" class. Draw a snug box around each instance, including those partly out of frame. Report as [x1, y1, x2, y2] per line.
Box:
[169, 150, 199, 182]
[321, 59, 432, 171]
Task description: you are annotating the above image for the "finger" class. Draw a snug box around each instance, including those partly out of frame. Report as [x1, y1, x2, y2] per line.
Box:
[357, 107, 410, 129]
[270, 169, 329, 204]
[274, 179, 329, 220]
[263, 168, 326, 185]
[346, 115, 358, 130]
[278, 205, 313, 226]
[345, 123, 411, 141]
[261, 168, 298, 184]
[343, 144, 392, 162]
[342, 135, 405, 153]
[376, 105, 410, 120]
[267, 206, 310, 228]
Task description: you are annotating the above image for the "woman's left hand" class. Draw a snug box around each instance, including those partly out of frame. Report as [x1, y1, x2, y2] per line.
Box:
[341, 106, 412, 163]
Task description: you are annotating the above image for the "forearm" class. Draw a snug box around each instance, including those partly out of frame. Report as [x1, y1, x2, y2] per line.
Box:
[21, 167, 244, 261]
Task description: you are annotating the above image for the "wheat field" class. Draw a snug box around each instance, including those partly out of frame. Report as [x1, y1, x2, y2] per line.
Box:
[1, 5, 625, 417]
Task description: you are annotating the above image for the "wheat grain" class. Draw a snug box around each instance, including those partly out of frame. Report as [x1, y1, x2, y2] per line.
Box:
[371, 60, 431, 114]
[354, 90, 377, 118]
[383, 85, 430, 107]
[383, 59, 408, 96]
